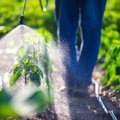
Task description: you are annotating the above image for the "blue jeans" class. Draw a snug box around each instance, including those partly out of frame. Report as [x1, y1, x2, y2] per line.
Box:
[55, 0, 107, 83]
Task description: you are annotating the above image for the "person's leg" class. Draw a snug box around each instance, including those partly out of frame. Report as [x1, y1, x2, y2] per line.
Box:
[55, 0, 80, 74]
[77, 0, 107, 84]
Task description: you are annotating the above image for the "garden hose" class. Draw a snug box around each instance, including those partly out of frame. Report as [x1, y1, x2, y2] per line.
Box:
[92, 79, 118, 120]
[19, 0, 48, 24]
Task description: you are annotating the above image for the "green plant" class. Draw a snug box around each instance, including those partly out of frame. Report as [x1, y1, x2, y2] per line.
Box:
[97, 0, 120, 92]
[99, 0, 120, 60]
[101, 41, 120, 92]
[0, 36, 54, 118]
[10, 58, 43, 86]
[9, 36, 54, 87]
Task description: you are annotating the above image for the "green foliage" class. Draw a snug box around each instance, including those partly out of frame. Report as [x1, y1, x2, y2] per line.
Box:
[8, 34, 54, 117]
[0, 89, 18, 118]
[0, 87, 52, 118]
[0, 0, 119, 94]
[98, 1, 120, 92]
[101, 40, 120, 91]
[0, 0, 56, 38]
[0, 0, 54, 118]
[114, 85, 120, 92]
[9, 33, 54, 88]
[99, 0, 120, 60]
[10, 64, 23, 86]
[10, 58, 43, 87]
[24, 59, 43, 86]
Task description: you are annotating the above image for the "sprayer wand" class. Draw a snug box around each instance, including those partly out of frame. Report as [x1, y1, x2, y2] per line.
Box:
[19, 0, 27, 25]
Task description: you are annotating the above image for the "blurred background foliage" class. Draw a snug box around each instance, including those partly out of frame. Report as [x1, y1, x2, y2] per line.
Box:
[0, 0, 56, 38]
[0, 0, 120, 90]
[99, 0, 120, 91]
[99, 0, 120, 60]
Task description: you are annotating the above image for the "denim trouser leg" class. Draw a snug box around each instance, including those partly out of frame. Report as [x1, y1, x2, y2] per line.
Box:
[55, 0, 80, 73]
[77, 0, 107, 83]
[55, 0, 61, 22]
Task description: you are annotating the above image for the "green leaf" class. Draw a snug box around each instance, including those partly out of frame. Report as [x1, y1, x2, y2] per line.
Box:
[0, 89, 18, 118]
[31, 65, 43, 79]
[30, 65, 43, 86]
[30, 72, 41, 86]
[114, 85, 120, 92]
[23, 59, 33, 73]
[26, 90, 51, 113]
[24, 62, 31, 75]
[10, 65, 23, 86]
[116, 66, 120, 75]
[107, 76, 119, 86]
[0, 89, 12, 103]
[10, 64, 19, 73]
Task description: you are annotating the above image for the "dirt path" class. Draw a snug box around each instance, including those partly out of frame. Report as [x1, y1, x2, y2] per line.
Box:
[49, 70, 119, 120]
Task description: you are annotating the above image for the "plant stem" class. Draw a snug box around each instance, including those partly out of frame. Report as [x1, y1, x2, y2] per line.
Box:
[25, 74, 27, 85]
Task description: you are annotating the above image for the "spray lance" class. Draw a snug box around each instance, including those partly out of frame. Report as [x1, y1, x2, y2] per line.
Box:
[19, 0, 49, 25]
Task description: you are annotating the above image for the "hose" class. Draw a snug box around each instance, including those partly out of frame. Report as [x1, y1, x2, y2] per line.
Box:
[92, 79, 118, 120]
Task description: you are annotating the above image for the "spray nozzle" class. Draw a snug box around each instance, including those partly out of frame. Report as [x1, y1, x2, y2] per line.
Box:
[19, 0, 48, 25]
[19, 0, 27, 25]
[19, 15, 24, 25]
